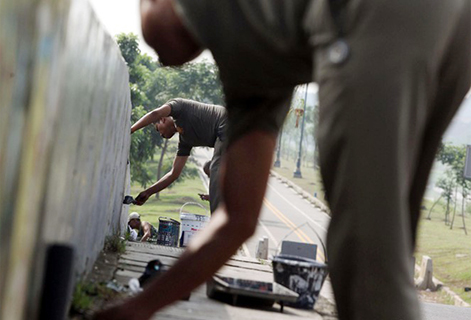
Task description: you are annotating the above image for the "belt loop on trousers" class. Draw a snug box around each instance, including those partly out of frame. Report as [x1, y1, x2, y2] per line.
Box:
[327, 0, 350, 64]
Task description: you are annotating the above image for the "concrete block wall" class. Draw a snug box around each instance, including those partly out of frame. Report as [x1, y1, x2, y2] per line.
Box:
[0, 0, 131, 319]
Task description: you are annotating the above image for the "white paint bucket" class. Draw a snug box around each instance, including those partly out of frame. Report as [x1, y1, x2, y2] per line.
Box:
[179, 202, 210, 247]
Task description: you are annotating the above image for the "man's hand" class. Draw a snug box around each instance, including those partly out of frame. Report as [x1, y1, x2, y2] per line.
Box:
[135, 190, 152, 206]
[198, 193, 210, 201]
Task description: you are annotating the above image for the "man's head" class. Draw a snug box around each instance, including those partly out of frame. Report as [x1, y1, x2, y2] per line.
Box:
[128, 212, 142, 229]
[140, 0, 203, 66]
[154, 117, 177, 139]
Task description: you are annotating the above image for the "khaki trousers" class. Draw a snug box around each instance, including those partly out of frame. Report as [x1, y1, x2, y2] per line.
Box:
[209, 137, 224, 213]
[310, 0, 470, 319]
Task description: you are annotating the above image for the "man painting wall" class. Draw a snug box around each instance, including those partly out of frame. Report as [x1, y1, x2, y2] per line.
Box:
[131, 98, 226, 213]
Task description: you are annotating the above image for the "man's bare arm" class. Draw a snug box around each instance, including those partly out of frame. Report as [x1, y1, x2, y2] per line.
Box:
[130, 104, 171, 134]
[140, 222, 152, 242]
[134, 156, 188, 205]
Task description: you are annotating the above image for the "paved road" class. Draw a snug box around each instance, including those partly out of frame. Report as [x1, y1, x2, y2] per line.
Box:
[192, 148, 471, 319]
[245, 177, 329, 262]
[422, 302, 471, 320]
[192, 147, 329, 261]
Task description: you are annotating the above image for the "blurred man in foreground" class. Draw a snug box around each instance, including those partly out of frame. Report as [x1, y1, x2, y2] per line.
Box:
[97, 1, 470, 319]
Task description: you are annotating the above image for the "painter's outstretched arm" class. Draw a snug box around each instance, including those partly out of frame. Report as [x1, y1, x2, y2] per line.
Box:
[131, 104, 171, 134]
[94, 131, 277, 320]
[134, 155, 188, 205]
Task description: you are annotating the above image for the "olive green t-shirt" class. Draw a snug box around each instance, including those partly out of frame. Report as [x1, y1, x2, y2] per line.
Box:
[167, 98, 227, 156]
[173, 0, 314, 145]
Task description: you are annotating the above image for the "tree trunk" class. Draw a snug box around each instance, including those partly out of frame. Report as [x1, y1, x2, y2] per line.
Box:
[289, 135, 294, 161]
[461, 188, 468, 235]
[282, 137, 288, 160]
[450, 204, 456, 229]
[312, 142, 317, 171]
[450, 185, 458, 229]
[303, 135, 309, 168]
[445, 199, 450, 225]
[426, 195, 443, 220]
[155, 139, 168, 199]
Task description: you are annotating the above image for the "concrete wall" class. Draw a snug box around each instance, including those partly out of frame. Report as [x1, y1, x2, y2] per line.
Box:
[0, 0, 131, 319]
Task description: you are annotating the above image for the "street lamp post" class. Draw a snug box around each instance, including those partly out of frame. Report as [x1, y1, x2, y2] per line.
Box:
[274, 130, 282, 167]
[293, 84, 308, 178]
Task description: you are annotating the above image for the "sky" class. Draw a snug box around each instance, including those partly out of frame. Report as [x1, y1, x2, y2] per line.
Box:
[88, 0, 213, 61]
[89, 0, 150, 53]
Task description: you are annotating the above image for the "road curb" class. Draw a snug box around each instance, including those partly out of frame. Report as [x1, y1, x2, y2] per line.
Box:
[414, 264, 470, 307]
[270, 170, 331, 215]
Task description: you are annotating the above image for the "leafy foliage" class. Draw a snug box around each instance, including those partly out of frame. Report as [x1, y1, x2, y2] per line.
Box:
[436, 143, 470, 194]
[104, 231, 127, 254]
[436, 142, 470, 229]
[436, 169, 456, 224]
[116, 33, 140, 66]
[70, 281, 94, 315]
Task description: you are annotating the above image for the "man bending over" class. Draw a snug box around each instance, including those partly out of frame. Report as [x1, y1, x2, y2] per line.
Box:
[131, 98, 226, 213]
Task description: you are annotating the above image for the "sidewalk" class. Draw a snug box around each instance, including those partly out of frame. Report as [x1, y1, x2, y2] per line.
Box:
[110, 242, 337, 320]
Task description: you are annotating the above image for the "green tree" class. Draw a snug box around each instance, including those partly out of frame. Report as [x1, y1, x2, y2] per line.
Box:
[117, 33, 140, 66]
[436, 142, 470, 233]
[130, 106, 157, 188]
[117, 33, 162, 187]
[436, 169, 456, 224]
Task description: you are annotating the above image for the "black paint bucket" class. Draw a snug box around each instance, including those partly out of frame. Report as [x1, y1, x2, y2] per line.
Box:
[272, 255, 328, 309]
[157, 217, 180, 247]
[39, 244, 75, 320]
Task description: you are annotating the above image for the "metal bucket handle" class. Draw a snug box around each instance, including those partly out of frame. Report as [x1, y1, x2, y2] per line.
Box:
[276, 222, 328, 264]
[179, 202, 209, 215]
[159, 216, 181, 225]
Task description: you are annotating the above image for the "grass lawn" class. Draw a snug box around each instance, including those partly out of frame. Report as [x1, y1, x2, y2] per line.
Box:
[128, 142, 210, 226]
[416, 200, 471, 304]
[271, 155, 326, 203]
[129, 176, 209, 226]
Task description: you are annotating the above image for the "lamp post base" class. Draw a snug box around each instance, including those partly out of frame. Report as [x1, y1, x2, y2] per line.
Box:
[293, 169, 302, 178]
[293, 157, 302, 178]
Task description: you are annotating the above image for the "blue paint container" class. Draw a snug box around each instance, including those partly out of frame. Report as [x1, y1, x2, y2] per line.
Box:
[157, 217, 180, 247]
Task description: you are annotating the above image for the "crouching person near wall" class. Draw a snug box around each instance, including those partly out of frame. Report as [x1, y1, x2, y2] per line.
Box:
[127, 212, 157, 242]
